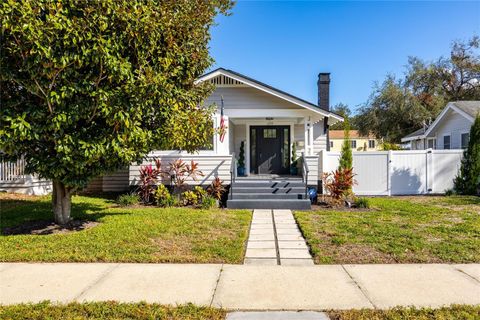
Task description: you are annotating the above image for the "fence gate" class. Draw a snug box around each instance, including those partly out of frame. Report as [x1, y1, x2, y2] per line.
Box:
[319, 149, 463, 195]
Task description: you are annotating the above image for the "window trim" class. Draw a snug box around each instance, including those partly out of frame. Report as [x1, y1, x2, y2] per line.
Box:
[461, 132, 470, 149]
[427, 138, 436, 150]
[368, 139, 375, 149]
[443, 134, 451, 150]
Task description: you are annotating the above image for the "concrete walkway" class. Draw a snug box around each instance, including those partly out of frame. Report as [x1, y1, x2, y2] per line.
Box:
[244, 209, 314, 266]
[1, 263, 479, 310]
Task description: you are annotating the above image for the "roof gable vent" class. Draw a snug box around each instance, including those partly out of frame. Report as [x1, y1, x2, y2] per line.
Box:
[208, 74, 244, 86]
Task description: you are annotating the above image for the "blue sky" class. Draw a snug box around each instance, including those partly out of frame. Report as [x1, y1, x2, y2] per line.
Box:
[209, 1, 480, 113]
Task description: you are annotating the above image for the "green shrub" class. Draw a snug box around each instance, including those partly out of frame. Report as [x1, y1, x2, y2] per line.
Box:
[339, 118, 353, 170]
[454, 115, 480, 195]
[445, 189, 455, 196]
[182, 190, 198, 206]
[193, 186, 208, 200]
[201, 196, 217, 209]
[154, 184, 174, 207]
[354, 197, 370, 208]
[116, 194, 139, 207]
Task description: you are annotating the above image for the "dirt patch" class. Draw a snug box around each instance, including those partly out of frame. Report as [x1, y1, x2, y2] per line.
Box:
[310, 203, 373, 212]
[2, 220, 99, 235]
[151, 236, 197, 260]
[0, 193, 45, 201]
[312, 233, 396, 264]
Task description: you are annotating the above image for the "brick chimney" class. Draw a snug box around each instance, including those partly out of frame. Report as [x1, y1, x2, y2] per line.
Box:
[317, 73, 330, 111]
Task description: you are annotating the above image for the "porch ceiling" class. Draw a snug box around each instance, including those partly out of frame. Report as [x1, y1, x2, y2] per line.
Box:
[229, 117, 310, 125]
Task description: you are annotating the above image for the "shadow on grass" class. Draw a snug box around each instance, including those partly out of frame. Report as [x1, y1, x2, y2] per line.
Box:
[1, 195, 130, 232]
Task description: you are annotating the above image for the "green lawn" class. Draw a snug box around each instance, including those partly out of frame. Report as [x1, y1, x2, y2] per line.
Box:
[295, 196, 480, 264]
[0, 302, 478, 320]
[0, 302, 225, 320]
[328, 305, 480, 320]
[0, 194, 251, 263]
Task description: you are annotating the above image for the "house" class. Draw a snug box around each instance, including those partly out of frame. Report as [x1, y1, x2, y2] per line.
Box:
[401, 101, 480, 150]
[329, 130, 382, 151]
[94, 68, 343, 209]
[1, 68, 343, 208]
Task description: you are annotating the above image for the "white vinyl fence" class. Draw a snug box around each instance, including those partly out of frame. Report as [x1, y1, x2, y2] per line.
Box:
[319, 149, 464, 195]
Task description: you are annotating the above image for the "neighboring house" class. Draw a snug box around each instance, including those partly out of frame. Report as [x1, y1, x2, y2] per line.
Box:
[401, 101, 480, 150]
[329, 130, 382, 151]
[2, 68, 343, 208]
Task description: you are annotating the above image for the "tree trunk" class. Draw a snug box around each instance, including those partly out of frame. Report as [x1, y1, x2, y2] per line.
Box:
[52, 180, 72, 225]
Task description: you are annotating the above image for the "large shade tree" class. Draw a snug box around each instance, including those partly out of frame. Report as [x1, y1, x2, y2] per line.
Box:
[357, 36, 480, 142]
[0, 0, 232, 224]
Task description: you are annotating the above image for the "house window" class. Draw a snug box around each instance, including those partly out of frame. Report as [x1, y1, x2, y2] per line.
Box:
[443, 135, 451, 149]
[368, 140, 375, 149]
[263, 128, 276, 139]
[427, 139, 436, 149]
[330, 141, 333, 148]
[350, 140, 357, 149]
[461, 133, 470, 149]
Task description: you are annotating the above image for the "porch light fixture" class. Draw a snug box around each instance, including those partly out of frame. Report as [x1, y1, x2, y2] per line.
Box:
[266, 117, 274, 120]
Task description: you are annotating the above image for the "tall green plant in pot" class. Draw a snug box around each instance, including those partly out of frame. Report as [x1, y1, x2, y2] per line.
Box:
[290, 142, 298, 175]
[237, 141, 246, 176]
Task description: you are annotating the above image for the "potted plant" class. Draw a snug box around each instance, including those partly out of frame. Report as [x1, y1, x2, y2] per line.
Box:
[290, 142, 298, 175]
[237, 141, 246, 176]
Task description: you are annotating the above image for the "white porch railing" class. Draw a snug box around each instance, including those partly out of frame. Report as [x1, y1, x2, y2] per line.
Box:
[0, 155, 26, 182]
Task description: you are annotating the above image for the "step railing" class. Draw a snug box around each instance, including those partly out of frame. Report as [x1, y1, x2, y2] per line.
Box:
[229, 152, 236, 200]
[301, 153, 309, 199]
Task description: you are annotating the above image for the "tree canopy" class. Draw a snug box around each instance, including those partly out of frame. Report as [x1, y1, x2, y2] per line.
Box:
[357, 36, 480, 142]
[0, 0, 233, 224]
[330, 103, 358, 130]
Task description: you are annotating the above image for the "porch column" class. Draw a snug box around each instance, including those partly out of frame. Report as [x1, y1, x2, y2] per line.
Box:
[214, 113, 230, 155]
[304, 117, 313, 155]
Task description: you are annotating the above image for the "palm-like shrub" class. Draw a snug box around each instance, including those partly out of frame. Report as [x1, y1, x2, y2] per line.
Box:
[322, 168, 356, 205]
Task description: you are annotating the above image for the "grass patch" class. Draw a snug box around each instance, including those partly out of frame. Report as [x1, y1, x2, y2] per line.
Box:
[295, 196, 480, 264]
[0, 194, 251, 263]
[0, 302, 477, 320]
[328, 305, 480, 320]
[0, 301, 225, 320]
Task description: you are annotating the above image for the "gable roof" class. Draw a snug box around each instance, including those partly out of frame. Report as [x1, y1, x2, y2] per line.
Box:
[401, 101, 480, 142]
[401, 128, 426, 142]
[196, 68, 344, 122]
[451, 101, 480, 119]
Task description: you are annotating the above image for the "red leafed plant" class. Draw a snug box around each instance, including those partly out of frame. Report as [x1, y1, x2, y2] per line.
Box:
[322, 168, 356, 204]
[138, 159, 162, 203]
[168, 159, 204, 194]
[207, 177, 226, 200]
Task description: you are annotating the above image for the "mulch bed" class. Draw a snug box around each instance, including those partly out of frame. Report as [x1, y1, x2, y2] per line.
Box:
[2, 220, 99, 236]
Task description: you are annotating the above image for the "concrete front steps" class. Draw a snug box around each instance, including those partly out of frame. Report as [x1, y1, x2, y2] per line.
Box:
[227, 179, 311, 210]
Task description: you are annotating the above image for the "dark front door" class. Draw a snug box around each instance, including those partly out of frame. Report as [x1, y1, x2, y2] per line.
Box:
[250, 126, 290, 174]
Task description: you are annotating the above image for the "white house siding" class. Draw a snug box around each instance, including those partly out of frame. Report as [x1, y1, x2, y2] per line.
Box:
[312, 121, 327, 154]
[84, 168, 130, 192]
[102, 168, 130, 192]
[129, 154, 232, 187]
[233, 124, 246, 157]
[304, 155, 319, 187]
[205, 87, 300, 110]
[433, 110, 472, 149]
[294, 124, 304, 150]
[228, 119, 235, 154]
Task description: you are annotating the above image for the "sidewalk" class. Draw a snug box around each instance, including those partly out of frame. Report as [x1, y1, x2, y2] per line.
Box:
[0, 263, 479, 310]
